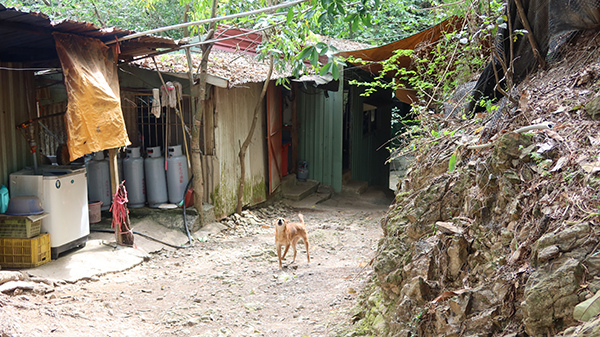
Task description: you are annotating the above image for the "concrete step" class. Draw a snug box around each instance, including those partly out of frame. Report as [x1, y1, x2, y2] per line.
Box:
[341, 180, 368, 195]
[282, 184, 333, 209]
[281, 174, 320, 201]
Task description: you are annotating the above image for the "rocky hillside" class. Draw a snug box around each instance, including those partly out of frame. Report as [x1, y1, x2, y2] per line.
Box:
[351, 30, 600, 336]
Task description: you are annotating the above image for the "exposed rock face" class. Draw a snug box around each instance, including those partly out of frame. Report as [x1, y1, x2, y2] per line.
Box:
[351, 31, 600, 336]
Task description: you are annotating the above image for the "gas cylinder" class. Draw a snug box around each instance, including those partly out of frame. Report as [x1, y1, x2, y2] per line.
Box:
[144, 146, 168, 208]
[123, 147, 146, 208]
[297, 161, 308, 181]
[166, 145, 189, 205]
[87, 151, 111, 210]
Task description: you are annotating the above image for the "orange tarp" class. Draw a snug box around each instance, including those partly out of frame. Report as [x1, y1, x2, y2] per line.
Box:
[54, 32, 130, 160]
[337, 16, 462, 104]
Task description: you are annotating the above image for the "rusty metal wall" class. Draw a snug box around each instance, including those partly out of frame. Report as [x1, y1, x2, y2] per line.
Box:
[0, 63, 36, 186]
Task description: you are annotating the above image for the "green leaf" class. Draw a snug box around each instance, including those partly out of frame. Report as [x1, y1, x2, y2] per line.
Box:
[286, 8, 294, 24]
[315, 42, 328, 54]
[362, 13, 372, 27]
[320, 62, 333, 76]
[298, 46, 315, 61]
[331, 63, 339, 80]
[344, 13, 356, 23]
[574, 290, 600, 321]
[351, 17, 359, 32]
[310, 48, 319, 67]
[327, 13, 335, 24]
[448, 153, 457, 173]
[317, 12, 327, 23]
[335, 2, 346, 15]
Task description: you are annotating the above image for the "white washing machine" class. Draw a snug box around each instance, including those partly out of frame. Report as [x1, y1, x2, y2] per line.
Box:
[10, 166, 89, 259]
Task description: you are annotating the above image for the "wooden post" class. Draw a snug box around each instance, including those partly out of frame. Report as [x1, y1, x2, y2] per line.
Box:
[108, 147, 119, 243]
[108, 148, 120, 200]
[108, 147, 120, 240]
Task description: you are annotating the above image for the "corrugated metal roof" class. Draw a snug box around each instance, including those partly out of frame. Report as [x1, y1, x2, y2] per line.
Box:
[131, 25, 371, 87]
[131, 50, 289, 87]
[0, 4, 179, 67]
[336, 16, 462, 104]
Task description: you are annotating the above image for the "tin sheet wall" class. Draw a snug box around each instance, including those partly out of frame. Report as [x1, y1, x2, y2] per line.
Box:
[212, 82, 267, 218]
[297, 82, 344, 192]
[0, 63, 35, 187]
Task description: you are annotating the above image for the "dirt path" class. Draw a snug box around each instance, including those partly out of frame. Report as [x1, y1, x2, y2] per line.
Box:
[0, 188, 393, 337]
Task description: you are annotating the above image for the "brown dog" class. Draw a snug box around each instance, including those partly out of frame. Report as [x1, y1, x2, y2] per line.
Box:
[274, 214, 310, 269]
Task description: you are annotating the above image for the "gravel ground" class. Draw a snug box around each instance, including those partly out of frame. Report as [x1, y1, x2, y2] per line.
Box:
[0, 187, 393, 337]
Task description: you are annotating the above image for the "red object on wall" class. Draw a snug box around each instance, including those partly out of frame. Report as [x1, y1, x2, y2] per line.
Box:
[184, 187, 194, 207]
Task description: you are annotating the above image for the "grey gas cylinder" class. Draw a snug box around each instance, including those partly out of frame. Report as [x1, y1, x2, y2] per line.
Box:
[144, 146, 168, 208]
[87, 151, 111, 210]
[123, 147, 146, 208]
[166, 145, 189, 205]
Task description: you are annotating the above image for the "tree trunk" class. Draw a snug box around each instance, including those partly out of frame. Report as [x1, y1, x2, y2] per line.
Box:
[188, 0, 217, 226]
[236, 55, 274, 214]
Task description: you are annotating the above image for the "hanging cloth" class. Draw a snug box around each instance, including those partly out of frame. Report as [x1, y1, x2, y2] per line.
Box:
[151, 88, 161, 118]
[53, 32, 130, 160]
[161, 81, 177, 108]
[172, 81, 183, 104]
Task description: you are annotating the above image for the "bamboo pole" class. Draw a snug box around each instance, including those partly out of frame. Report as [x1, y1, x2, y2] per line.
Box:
[107, 0, 307, 44]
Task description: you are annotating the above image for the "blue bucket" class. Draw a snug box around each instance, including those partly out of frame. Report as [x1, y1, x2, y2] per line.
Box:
[0, 185, 9, 214]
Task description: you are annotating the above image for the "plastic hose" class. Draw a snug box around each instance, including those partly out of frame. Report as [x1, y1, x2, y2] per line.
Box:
[182, 175, 194, 246]
[91, 175, 196, 249]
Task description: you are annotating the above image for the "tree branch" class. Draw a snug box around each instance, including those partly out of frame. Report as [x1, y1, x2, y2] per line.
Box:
[237, 54, 274, 214]
[513, 0, 546, 69]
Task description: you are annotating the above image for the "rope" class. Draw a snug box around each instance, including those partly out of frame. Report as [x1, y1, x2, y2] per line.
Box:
[109, 181, 134, 247]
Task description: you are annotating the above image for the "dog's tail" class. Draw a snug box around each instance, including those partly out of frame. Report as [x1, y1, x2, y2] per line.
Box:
[298, 213, 304, 224]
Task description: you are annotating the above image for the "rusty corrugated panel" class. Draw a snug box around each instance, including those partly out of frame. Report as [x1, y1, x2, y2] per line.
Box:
[213, 25, 263, 55]
[0, 63, 35, 186]
[0, 5, 179, 67]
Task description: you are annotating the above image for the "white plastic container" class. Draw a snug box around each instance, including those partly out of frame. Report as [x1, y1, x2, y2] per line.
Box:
[144, 146, 168, 208]
[123, 147, 146, 208]
[166, 145, 189, 204]
[10, 167, 89, 259]
[87, 151, 111, 210]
